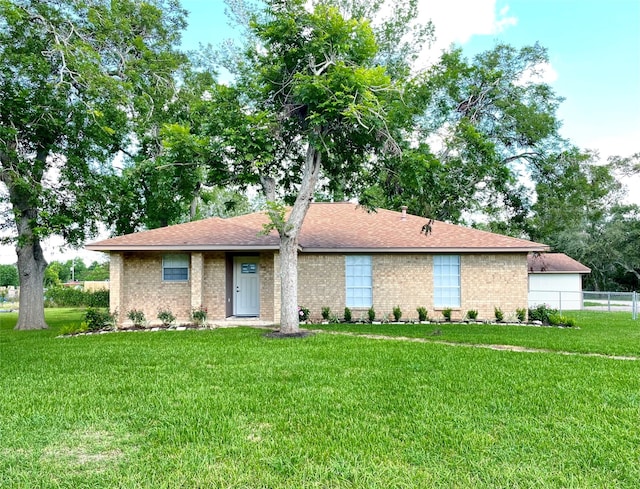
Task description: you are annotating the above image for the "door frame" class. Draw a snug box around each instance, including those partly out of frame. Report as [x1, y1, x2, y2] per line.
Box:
[232, 256, 260, 317]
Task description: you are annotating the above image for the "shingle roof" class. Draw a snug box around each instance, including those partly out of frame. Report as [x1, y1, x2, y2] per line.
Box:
[527, 253, 591, 273]
[86, 202, 549, 253]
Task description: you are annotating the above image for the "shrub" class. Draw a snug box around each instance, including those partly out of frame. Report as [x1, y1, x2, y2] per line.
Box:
[45, 286, 109, 308]
[84, 307, 115, 331]
[416, 306, 428, 322]
[516, 307, 527, 323]
[442, 308, 452, 321]
[329, 313, 340, 324]
[548, 314, 576, 327]
[343, 307, 352, 323]
[127, 309, 146, 327]
[298, 306, 310, 322]
[321, 306, 331, 321]
[59, 322, 88, 335]
[192, 305, 208, 325]
[157, 309, 176, 327]
[368, 307, 376, 322]
[494, 307, 504, 322]
[466, 309, 478, 320]
[528, 304, 558, 324]
[392, 305, 402, 321]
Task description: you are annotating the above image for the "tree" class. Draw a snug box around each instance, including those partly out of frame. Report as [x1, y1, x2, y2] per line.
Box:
[365, 43, 564, 229]
[216, 0, 427, 334]
[0, 264, 18, 287]
[0, 0, 187, 329]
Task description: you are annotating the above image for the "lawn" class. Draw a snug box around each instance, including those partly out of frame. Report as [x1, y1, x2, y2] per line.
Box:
[1, 309, 639, 488]
[307, 310, 640, 357]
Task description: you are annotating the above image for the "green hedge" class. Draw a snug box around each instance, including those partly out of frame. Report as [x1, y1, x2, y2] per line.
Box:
[45, 286, 109, 308]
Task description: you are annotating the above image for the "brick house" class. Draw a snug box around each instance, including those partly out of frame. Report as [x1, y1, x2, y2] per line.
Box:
[86, 202, 548, 325]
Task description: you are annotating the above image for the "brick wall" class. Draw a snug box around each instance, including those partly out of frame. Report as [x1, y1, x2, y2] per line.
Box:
[460, 253, 528, 321]
[297, 254, 346, 321]
[112, 250, 529, 325]
[119, 252, 191, 324]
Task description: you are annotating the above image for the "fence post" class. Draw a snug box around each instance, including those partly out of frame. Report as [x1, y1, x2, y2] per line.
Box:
[634, 291, 637, 321]
[558, 291, 562, 314]
[607, 292, 611, 312]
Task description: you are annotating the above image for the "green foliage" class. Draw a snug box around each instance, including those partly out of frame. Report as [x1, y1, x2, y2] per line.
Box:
[321, 307, 331, 321]
[494, 307, 504, 322]
[0, 0, 188, 329]
[58, 322, 88, 335]
[343, 307, 352, 323]
[466, 309, 478, 320]
[0, 264, 18, 287]
[367, 43, 564, 229]
[45, 286, 109, 308]
[127, 309, 146, 327]
[548, 314, 577, 328]
[298, 306, 310, 322]
[528, 304, 559, 325]
[441, 308, 452, 321]
[157, 309, 176, 327]
[392, 305, 402, 321]
[191, 305, 208, 325]
[416, 306, 428, 322]
[516, 308, 527, 323]
[368, 307, 376, 322]
[83, 307, 115, 331]
[2, 313, 639, 487]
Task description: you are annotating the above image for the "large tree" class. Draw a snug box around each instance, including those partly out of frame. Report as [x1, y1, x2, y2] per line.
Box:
[365, 43, 564, 230]
[190, 0, 430, 334]
[0, 0, 187, 329]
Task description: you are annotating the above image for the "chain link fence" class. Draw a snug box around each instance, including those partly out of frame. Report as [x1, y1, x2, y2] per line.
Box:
[529, 290, 638, 319]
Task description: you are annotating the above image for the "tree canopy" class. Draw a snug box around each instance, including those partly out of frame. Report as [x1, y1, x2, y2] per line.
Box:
[0, 0, 188, 329]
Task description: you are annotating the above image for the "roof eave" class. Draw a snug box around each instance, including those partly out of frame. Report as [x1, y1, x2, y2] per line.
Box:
[300, 246, 549, 253]
[85, 244, 280, 252]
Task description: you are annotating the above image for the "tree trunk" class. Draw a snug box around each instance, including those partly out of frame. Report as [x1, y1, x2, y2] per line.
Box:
[3, 151, 49, 330]
[14, 236, 48, 330]
[278, 142, 322, 334]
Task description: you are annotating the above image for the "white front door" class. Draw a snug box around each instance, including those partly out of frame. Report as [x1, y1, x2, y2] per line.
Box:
[233, 257, 260, 316]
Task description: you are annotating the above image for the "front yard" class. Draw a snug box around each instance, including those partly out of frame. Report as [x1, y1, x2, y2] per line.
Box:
[1, 309, 638, 488]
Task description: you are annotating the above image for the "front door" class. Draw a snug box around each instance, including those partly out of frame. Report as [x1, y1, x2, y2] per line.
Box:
[233, 257, 260, 316]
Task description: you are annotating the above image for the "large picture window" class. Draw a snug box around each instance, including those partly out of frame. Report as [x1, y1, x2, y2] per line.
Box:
[162, 254, 189, 281]
[433, 255, 460, 308]
[345, 255, 372, 308]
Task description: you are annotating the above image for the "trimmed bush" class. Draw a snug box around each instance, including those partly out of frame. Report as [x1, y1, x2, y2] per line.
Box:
[416, 307, 428, 322]
[343, 307, 352, 323]
[45, 286, 109, 308]
[442, 308, 452, 321]
[528, 304, 558, 324]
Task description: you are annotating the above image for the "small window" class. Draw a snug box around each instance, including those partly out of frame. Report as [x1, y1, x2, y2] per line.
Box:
[162, 254, 189, 281]
[346, 255, 372, 308]
[433, 255, 460, 308]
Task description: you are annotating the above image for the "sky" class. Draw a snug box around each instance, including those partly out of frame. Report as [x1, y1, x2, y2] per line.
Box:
[0, 0, 638, 266]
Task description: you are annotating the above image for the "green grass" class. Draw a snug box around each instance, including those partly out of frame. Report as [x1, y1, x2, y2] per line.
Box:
[307, 311, 640, 357]
[1, 309, 639, 488]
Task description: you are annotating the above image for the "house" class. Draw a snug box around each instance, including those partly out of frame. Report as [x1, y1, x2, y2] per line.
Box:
[86, 202, 549, 325]
[528, 252, 591, 310]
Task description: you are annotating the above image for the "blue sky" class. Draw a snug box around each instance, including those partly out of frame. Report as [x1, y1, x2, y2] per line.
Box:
[2, 0, 638, 264]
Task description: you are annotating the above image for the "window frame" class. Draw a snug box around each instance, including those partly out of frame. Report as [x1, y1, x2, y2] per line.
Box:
[345, 255, 373, 308]
[433, 255, 461, 308]
[162, 253, 190, 282]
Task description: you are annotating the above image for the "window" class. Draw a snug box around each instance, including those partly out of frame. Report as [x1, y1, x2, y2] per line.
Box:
[162, 254, 189, 281]
[346, 255, 372, 308]
[433, 255, 460, 308]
